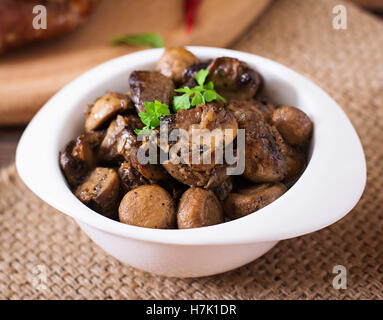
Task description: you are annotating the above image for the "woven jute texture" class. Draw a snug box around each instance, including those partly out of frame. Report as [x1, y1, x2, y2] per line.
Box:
[1, 0, 382, 299]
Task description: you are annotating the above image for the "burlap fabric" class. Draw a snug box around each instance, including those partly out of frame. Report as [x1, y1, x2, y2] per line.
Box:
[1, 0, 382, 299]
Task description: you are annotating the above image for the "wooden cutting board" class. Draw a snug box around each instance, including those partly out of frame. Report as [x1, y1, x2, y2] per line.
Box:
[0, 0, 271, 126]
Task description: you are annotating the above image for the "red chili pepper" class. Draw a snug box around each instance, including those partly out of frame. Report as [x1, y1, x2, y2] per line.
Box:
[185, 0, 202, 34]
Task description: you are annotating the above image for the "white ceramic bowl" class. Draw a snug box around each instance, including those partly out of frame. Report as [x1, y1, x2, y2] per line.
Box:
[16, 47, 366, 277]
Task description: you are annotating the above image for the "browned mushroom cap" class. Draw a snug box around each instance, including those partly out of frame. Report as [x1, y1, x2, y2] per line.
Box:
[155, 47, 200, 83]
[75, 167, 120, 219]
[224, 183, 287, 219]
[227, 100, 287, 183]
[177, 188, 224, 229]
[117, 161, 151, 193]
[60, 131, 104, 188]
[98, 115, 139, 163]
[129, 71, 175, 113]
[270, 126, 306, 186]
[119, 185, 176, 229]
[207, 57, 262, 101]
[130, 147, 169, 181]
[270, 105, 313, 146]
[85, 92, 133, 131]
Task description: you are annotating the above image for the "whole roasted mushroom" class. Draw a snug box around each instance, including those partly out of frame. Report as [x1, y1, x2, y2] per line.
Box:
[119, 185, 176, 229]
[177, 188, 224, 229]
[156, 47, 200, 83]
[207, 57, 263, 101]
[270, 105, 313, 146]
[224, 183, 287, 219]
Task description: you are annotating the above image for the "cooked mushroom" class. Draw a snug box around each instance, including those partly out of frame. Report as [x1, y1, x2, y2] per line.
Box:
[162, 161, 229, 188]
[251, 97, 276, 122]
[130, 147, 169, 181]
[85, 92, 133, 131]
[227, 100, 287, 183]
[270, 105, 313, 146]
[161, 104, 238, 188]
[270, 125, 306, 183]
[181, 61, 211, 87]
[59, 50, 314, 229]
[98, 115, 139, 163]
[59, 131, 103, 188]
[156, 47, 200, 83]
[207, 57, 262, 100]
[129, 71, 175, 113]
[117, 161, 151, 193]
[158, 179, 188, 201]
[177, 188, 224, 229]
[119, 185, 176, 229]
[213, 177, 233, 201]
[75, 167, 120, 219]
[224, 183, 287, 219]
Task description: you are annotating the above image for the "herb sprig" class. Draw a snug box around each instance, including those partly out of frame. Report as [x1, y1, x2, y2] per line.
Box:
[173, 69, 226, 112]
[111, 33, 164, 48]
[134, 100, 171, 135]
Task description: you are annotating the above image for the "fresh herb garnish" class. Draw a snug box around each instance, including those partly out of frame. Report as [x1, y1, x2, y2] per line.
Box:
[134, 100, 171, 135]
[173, 69, 226, 112]
[111, 33, 164, 48]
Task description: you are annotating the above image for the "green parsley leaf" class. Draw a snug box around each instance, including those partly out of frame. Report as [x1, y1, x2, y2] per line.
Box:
[203, 89, 217, 102]
[110, 33, 164, 48]
[173, 94, 191, 111]
[195, 69, 209, 87]
[134, 126, 152, 135]
[135, 100, 171, 134]
[205, 81, 214, 90]
[172, 69, 226, 111]
[191, 91, 204, 106]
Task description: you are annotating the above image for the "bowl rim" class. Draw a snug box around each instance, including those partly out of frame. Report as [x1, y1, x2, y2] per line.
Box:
[16, 46, 366, 245]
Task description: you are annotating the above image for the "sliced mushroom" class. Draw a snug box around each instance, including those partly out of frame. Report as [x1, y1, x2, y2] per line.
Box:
[207, 57, 262, 101]
[227, 100, 287, 183]
[119, 185, 176, 229]
[129, 71, 175, 113]
[75, 167, 120, 219]
[59, 131, 103, 188]
[224, 183, 287, 219]
[177, 188, 224, 229]
[98, 115, 139, 164]
[85, 92, 133, 131]
[156, 47, 200, 83]
[270, 105, 313, 146]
